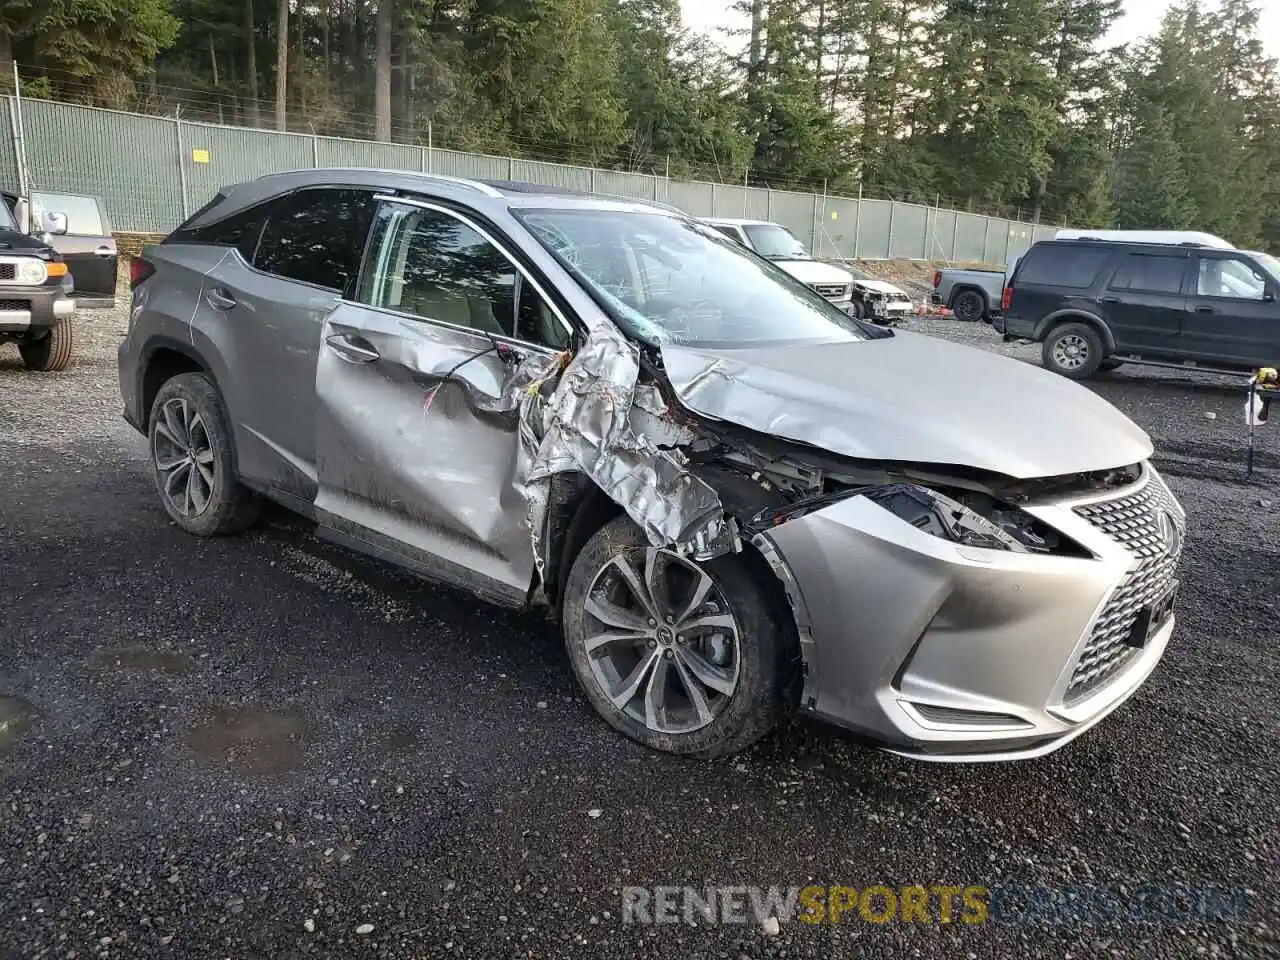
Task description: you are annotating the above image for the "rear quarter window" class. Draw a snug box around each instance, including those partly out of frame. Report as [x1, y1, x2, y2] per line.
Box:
[168, 195, 279, 263]
[1015, 245, 1111, 288]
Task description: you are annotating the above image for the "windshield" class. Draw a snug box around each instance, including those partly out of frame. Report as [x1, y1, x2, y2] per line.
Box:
[742, 223, 808, 259]
[517, 209, 868, 348]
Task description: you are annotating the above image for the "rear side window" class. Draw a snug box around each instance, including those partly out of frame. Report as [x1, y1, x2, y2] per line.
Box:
[169, 195, 277, 262]
[1108, 254, 1188, 295]
[255, 188, 378, 293]
[1015, 245, 1110, 288]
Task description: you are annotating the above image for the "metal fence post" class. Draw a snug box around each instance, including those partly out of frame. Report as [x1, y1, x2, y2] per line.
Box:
[10, 63, 30, 199]
[589, 168, 596, 193]
[887, 201, 896, 260]
[312, 132, 319, 167]
[174, 108, 190, 220]
[852, 184, 862, 260]
[508, 156, 515, 179]
[983, 217, 992, 264]
[766, 187, 773, 222]
[810, 193, 819, 255]
[950, 211, 960, 262]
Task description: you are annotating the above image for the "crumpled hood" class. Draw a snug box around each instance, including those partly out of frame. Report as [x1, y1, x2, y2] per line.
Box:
[851, 277, 909, 297]
[660, 331, 1154, 479]
[773, 259, 852, 286]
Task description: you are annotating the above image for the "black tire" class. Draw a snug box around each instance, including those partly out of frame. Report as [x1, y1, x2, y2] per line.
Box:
[847, 299, 865, 320]
[148, 372, 260, 536]
[1042, 322, 1104, 379]
[1099, 359, 1125, 372]
[19, 320, 74, 371]
[562, 516, 795, 758]
[951, 289, 986, 322]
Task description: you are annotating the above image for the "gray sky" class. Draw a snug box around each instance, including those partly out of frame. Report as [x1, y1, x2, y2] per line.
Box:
[678, 0, 1280, 56]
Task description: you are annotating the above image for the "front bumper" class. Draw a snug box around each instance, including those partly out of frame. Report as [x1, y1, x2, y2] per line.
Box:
[0, 284, 75, 333]
[757, 465, 1185, 761]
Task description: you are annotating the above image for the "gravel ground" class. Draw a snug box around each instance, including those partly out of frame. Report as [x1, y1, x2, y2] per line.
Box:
[1, 302, 1278, 960]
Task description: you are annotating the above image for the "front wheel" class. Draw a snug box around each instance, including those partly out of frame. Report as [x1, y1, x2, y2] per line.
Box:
[1042, 322, 1104, 379]
[562, 516, 794, 757]
[19, 321, 74, 371]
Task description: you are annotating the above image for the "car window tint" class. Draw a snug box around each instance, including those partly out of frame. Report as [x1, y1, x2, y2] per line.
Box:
[1108, 254, 1187, 294]
[1198, 258, 1267, 300]
[255, 188, 377, 293]
[709, 224, 744, 244]
[170, 197, 276, 261]
[1016, 246, 1110, 287]
[29, 192, 106, 235]
[359, 204, 568, 350]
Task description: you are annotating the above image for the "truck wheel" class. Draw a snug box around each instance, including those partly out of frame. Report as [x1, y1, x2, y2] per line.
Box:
[562, 516, 796, 758]
[847, 300, 865, 320]
[952, 289, 986, 322]
[18, 321, 74, 372]
[1043, 322, 1104, 379]
[148, 373, 260, 536]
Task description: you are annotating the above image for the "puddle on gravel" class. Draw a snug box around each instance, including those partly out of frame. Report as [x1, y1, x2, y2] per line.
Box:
[96, 647, 195, 675]
[0, 695, 37, 754]
[186, 706, 306, 775]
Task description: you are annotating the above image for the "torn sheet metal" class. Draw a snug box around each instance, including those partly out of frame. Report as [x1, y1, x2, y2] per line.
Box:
[512, 322, 736, 574]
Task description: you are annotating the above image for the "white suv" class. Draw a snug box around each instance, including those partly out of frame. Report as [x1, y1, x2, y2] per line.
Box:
[703, 218, 914, 323]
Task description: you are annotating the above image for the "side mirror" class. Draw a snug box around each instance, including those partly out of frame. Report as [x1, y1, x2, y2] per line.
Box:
[1265, 291, 1275, 303]
[41, 211, 69, 236]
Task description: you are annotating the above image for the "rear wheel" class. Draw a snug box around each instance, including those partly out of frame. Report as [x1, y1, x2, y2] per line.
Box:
[952, 289, 986, 322]
[1042, 322, 1104, 379]
[148, 373, 260, 536]
[19, 321, 74, 372]
[562, 516, 794, 757]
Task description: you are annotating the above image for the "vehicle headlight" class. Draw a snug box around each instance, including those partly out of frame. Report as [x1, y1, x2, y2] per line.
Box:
[13, 258, 48, 284]
[865, 483, 1086, 556]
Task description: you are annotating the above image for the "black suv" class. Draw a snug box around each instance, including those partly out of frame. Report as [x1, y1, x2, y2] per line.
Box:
[997, 238, 1280, 378]
[0, 195, 76, 371]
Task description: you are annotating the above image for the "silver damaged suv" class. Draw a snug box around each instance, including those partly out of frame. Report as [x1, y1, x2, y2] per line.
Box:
[118, 170, 1186, 760]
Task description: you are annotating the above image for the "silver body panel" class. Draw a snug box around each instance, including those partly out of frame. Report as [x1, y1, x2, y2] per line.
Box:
[117, 168, 1186, 762]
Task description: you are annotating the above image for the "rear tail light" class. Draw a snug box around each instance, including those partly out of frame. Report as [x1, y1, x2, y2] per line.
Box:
[932, 271, 941, 288]
[1000, 285, 1013, 311]
[130, 258, 155, 288]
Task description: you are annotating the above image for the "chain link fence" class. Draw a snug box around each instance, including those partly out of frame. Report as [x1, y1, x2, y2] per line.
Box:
[1, 95, 1062, 264]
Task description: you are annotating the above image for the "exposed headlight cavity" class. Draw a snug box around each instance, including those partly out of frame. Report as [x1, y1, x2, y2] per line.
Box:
[14, 258, 48, 285]
[866, 484, 1087, 556]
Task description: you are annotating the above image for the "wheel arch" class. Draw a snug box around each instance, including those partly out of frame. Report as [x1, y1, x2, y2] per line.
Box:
[137, 335, 214, 425]
[1037, 310, 1116, 353]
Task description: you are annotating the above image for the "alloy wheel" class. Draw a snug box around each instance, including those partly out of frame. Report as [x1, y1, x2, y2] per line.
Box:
[580, 547, 741, 735]
[153, 397, 216, 518]
[1052, 333, 1090, 371]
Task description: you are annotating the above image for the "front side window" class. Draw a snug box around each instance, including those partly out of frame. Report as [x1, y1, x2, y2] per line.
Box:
[517, 208, 869, 348]
[1108, 254, 1188, 295]
[358, 203, 569, 350]
[742, 223, 808, 259]
[1198, 257, 1268, 300]
[29, 192, 107, 235]
[255, 188, 378, 293]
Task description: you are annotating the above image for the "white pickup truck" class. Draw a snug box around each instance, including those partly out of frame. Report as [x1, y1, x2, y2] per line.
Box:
[702, 217, 915, 324]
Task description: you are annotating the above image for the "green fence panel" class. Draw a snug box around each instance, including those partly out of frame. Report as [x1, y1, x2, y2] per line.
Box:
[181, 121, 313, 216]
[592, 169, 660, 201]
[665, 181, 713, 218]
[766, 190, 818, 251]
[889, 202, 929, 260]
[853, 200, 892, 259]
[22, 99, 182, 233]
[929, 209, 958, 261]
[317, 136, 422, 172]
[0, 97, 17, 192]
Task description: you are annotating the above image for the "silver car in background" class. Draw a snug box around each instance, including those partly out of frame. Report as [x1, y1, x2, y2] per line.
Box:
[118, 169, 1186, 760]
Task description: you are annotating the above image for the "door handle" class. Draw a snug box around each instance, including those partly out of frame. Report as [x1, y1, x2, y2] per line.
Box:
[93, 245, 113, 258]
[1195, 306, 1216, 314]
[205, 288, 237, 310]
[326, 333, 380, 363]
[1099, 296, 1121, 304]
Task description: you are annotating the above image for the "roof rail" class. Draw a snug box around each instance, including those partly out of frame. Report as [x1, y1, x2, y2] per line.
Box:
[253, 167, 503, 198]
